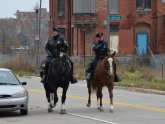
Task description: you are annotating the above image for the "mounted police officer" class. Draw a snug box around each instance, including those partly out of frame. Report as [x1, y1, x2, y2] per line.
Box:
[41, 27, 77, 84]
[86, 32, 121, 82]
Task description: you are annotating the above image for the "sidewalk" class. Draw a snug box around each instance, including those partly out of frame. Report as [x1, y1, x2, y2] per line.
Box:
[115, 86, 165, 95]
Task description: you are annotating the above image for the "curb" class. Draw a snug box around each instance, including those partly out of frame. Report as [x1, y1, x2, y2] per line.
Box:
[115, 86, 165, 95]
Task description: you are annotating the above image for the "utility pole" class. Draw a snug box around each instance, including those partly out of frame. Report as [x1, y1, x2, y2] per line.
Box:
[34, 0, 42, 71]
[2, 31, 5, 54]
[35, 7, 39, 71]
[68, 0, 72, 56]
[38, 0, 42, 68]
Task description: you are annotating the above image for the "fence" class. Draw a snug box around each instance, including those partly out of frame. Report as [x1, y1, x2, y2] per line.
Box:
[0, 53, 164, 79]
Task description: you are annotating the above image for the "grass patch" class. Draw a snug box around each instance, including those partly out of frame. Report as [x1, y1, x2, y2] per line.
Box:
[0, 54, 38, 77]
[115, 65, 165, 91]
[1, 57, 164, 91]
[74, 63, 86, 80]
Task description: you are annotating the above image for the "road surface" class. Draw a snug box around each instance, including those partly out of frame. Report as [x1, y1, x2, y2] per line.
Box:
[0, 76, 165, 124]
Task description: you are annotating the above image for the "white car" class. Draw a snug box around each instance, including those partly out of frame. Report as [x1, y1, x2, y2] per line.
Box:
[0, 68, 28, 115]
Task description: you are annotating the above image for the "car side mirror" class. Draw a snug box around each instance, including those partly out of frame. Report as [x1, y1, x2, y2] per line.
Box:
[21, 82, 27, 85]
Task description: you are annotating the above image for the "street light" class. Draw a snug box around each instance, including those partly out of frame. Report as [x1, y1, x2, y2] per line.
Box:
[34, 4, 40, 71]
[34, 0, 42, 71]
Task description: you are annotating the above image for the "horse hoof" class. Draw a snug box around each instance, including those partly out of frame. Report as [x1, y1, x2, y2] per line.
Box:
[87, 103, 91, 107]
[60, 109, 67, 114]
[50, 103, 55, 108]
[48, 108, 53, 113]
[109, 109, 114, 113]
[97, 107, 104, 111]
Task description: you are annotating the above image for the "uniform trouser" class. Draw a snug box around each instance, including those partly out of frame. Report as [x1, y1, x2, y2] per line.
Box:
[87, 56, 117, 78]
[87, 56, 103, 74]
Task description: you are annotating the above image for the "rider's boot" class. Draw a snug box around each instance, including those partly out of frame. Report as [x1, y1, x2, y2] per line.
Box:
[86, 73, 91, 80]
[114, 73, 122, 82]
[71, 75, 77, 84]
[40, 75, 46, 83]
[69, 59, 77, 84]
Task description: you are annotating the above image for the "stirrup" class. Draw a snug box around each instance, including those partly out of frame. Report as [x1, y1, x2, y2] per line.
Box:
[114, 74, 122, 82]
[71, 76, 77, 84]
[40, 75, 46, 83]
[86, 73, 91, 80]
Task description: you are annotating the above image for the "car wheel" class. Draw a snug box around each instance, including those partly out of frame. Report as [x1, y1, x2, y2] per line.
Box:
[20, 109, 28, 115]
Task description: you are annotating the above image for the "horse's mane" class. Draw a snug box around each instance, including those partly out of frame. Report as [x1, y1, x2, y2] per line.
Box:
[47, 53, 71, 88]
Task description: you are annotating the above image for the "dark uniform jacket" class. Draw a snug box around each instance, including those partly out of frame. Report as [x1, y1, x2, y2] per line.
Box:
[93, 40, 109, 58]
[86, 40, 110, 73]
[45, 34, 68, 58]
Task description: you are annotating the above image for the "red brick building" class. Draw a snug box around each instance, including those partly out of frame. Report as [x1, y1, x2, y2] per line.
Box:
[49, 0, 165, 56]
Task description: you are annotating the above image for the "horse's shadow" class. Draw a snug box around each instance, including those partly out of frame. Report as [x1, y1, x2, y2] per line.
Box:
[0, 111, 20, 117]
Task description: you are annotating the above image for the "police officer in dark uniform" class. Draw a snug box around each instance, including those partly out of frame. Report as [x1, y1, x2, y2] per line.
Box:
[41, 27, 77, 84]
[86, 32, 121, 82]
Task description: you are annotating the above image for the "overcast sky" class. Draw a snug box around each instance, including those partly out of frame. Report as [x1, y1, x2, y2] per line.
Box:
[0, 0, 49, 18]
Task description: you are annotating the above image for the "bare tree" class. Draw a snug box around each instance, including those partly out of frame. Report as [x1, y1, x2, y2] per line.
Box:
[0, 19, 20, 54]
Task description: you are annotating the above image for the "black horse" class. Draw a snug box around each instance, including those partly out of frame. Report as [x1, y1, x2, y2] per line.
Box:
[40, 52, 71, 114]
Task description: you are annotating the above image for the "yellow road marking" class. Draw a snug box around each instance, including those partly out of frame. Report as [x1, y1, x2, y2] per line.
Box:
[28, 89, 165, 113]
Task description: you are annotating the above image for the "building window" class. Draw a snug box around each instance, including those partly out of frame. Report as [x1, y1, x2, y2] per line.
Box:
[136, 0, 143, 10]
[110, 24, 119, 32]
[58, 0, 65, 17]
[109, 0, 119, 14]
[136, 0, 152, 11]
[73, 0, 96, 15]
[161, 0, 165, 3]
[144, 0, 152, 9]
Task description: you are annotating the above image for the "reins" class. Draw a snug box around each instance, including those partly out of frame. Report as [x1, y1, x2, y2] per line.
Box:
[103, 57, 113, 76]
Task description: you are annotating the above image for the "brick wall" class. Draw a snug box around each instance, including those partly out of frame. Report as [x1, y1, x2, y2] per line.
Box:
[50, 0, 165, 55]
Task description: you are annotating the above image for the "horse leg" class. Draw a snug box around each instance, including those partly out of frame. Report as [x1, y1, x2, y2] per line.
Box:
[108, 86, 114, 113]
[45, 91, 54, 112]
[43, 83, 53, 112]
[60, 86, 68, 114]
[54, 90, 58, 107]
[87, 80, 91, 107]
[48, 88, 58, 113]
[97, 87, 103, 111]
[49, 92, 55, 108]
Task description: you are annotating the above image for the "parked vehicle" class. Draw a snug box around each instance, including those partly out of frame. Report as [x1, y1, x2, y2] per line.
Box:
[0, 68, 28, 115]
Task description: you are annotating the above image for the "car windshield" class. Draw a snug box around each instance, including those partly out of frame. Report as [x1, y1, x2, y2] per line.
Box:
[0, 71, 20, 85]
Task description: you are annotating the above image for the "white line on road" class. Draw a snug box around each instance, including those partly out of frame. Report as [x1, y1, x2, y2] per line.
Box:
[68, 112, 118, 124]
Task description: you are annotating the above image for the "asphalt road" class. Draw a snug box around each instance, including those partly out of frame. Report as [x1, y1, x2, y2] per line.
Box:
[0, 76, 165, 124]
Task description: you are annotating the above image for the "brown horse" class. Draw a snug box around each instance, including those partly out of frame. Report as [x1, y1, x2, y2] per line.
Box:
[86, 51, 116, 112]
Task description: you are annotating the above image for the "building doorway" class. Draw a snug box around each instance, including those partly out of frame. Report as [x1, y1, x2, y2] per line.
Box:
[136, 33, 148, 55]
[110, 34, 119, 53]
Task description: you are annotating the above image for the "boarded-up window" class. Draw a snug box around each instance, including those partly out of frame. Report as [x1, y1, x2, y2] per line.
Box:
[73, 0, 96, 14]
[58, 0, 65, 17]
[109, 0, 119, 14]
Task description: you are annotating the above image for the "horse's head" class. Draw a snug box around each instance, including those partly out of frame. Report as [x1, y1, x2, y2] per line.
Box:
[51, 52, 70, 74]
[105, 51, 116, 76]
